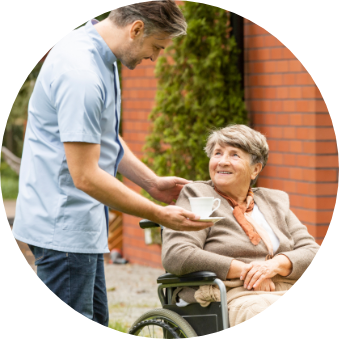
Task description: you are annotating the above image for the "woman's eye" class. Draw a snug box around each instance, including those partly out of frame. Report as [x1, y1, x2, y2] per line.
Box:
[233, 153, 239, 157]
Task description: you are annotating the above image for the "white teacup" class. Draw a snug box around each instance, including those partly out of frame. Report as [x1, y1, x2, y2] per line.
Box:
[189, 197, 221, 219]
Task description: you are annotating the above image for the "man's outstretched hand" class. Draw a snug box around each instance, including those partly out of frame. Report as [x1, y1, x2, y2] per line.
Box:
[155, 205, 214, 231]
[147, 176, 191, 205]
[146, 177, 214, 231]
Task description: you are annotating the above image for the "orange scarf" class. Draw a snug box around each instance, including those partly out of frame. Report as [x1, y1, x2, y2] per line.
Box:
[214, 187, 275, 259]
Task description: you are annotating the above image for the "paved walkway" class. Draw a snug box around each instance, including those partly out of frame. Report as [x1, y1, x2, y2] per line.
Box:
[3, 199, 16, 223]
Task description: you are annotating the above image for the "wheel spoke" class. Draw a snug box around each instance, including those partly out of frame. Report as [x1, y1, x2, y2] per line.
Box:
[128, 309, 197, 338]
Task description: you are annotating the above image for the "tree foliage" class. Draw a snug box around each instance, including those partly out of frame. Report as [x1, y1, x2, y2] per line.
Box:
[143, 2, 248, 182]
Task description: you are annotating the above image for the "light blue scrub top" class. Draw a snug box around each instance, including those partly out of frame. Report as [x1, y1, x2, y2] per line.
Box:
[12, 19, 124, 253]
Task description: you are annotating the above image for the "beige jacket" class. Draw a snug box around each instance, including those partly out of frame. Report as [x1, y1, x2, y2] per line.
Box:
[162, 181, 319, 283]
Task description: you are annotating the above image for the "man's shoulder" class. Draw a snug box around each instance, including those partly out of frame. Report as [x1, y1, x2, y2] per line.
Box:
[43, 29, 98, 79]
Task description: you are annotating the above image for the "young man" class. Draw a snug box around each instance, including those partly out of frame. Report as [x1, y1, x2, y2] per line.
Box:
[12, 0, 213, 326]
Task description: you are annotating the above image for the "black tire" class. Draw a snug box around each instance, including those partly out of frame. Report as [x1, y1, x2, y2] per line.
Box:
[128, 308, 197, 338]
[129, 319, 180, 338]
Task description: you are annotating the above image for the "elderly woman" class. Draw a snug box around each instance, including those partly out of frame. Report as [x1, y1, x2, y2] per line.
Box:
[162, 124, 319, 327]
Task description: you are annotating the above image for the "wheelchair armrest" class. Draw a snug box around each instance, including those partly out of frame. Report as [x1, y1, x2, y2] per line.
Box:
[139, 219, 161, 229]
[157, 271, 217, 284]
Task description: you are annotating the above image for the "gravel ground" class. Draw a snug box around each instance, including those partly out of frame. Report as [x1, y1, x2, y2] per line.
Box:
[105, 263, 163, 328]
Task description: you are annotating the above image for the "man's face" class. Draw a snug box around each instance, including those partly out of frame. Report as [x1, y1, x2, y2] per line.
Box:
[120, 31, 172, 70]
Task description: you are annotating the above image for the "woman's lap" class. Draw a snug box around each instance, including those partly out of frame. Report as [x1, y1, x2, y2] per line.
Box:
[228, 292, 282, 327]
[226, 280, 294, 327]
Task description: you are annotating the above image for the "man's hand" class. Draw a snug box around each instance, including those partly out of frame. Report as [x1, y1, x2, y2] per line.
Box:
[155, 205, 214, 231]
[147, 177, 191, 205]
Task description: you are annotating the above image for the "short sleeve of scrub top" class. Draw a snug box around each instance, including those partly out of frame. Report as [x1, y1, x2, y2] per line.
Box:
[51, 69, 105, 144]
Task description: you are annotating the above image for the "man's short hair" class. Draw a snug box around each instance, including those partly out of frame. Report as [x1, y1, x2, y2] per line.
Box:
[109, 0, 187, 37]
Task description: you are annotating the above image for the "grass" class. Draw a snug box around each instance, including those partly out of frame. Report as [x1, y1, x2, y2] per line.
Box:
[0, 160, 19, 200]
[1, 177, 19, 199]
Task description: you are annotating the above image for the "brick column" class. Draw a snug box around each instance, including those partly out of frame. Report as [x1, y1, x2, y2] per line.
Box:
[121, 60, 163, 268]
[244, 19, 338, 244]
[119, 2, 185, 268]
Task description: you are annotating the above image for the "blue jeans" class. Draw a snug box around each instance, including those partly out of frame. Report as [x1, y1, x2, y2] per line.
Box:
[28, 245, 109, 326]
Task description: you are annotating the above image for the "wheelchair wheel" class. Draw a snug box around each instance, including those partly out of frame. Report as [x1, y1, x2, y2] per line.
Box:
[128, 308, 197, 338]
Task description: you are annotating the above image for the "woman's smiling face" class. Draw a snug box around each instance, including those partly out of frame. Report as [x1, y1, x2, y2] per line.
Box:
[209, 143, 261, 194]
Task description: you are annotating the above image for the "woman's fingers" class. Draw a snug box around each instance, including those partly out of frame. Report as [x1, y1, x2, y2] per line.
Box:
[247, 271, 263, 290]
[240, 263, 252, 281]
[243, 267, 259, 288]
[249, 277, 275, 292]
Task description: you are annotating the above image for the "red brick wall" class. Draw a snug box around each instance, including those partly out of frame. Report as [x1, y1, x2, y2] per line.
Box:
[120, 18, 338, 268]
[120, 1, 185, 268]
[121, 60, 162, 268]
[244, 19, 338, 245]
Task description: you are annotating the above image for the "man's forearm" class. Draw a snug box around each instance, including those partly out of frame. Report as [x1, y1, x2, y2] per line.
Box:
[117, 136, 158, 192]
[79, 164, 163, 221]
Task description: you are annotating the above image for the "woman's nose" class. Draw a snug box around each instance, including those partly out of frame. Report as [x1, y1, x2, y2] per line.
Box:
[218, 155, 230, 166]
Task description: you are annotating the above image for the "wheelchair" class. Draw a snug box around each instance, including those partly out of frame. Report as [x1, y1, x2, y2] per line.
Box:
[128, 220, 229, 338]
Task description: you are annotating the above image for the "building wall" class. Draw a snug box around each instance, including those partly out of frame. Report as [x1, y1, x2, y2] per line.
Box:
[120, 18, 338, 268]
[121, 60, 162, 268]
[244, 19, 338, 245]
[120, 1, 182, 267]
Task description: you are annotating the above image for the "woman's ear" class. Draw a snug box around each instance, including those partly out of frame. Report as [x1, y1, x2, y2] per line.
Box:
[251, 163, 262, 180]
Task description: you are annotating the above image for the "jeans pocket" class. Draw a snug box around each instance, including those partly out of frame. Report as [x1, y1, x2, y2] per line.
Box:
[29, 245, 45, 264]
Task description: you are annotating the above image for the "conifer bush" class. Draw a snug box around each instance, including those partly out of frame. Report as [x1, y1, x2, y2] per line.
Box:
[143, 2, 248, 182]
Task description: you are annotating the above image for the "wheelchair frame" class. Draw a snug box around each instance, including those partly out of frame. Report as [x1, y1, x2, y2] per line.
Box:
[129, 219, 230, 337]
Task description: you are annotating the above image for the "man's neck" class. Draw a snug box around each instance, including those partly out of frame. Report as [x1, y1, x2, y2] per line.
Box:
[93, 18, 127, 59]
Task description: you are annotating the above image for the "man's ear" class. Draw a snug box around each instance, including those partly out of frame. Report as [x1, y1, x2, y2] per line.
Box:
[129, 20, 145, 40]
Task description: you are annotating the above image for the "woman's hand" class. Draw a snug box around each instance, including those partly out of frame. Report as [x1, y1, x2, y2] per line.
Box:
[240, 260, 280, 290]
[253, 278, 275, 292]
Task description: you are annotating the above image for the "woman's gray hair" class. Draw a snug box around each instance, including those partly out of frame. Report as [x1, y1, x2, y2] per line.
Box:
[204, 125, 269, 186]
[109, 0, 187, 38]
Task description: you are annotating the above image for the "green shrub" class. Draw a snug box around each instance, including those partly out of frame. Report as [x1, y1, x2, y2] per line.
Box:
[143, 3, 248, 182]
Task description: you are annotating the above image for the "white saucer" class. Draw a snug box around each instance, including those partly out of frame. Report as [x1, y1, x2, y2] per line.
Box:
[197, 217, 225, 223]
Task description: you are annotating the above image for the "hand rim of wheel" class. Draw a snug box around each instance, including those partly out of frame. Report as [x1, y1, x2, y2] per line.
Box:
[129, 318, 180, 338]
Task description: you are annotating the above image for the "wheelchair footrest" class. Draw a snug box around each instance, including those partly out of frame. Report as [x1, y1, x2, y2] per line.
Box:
[157, 271, 217, 284]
